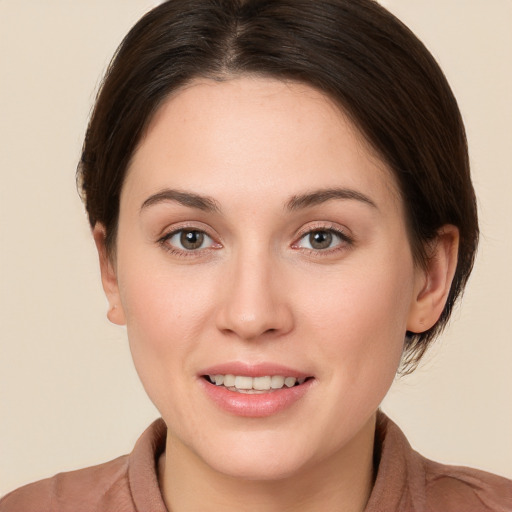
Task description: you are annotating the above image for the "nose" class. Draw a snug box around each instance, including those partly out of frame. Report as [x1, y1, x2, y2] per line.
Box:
[215, 249, 294, 341]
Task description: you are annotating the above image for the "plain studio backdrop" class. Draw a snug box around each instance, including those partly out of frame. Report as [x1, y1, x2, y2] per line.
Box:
[0, 0, 511, 496]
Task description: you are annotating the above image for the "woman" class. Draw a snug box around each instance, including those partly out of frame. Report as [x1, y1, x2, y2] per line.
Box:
[1, 0, 510, 510]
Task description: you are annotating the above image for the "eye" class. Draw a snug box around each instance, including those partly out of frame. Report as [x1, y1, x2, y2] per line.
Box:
[163, 229, 215, 251]
[296, 229, 348, 251]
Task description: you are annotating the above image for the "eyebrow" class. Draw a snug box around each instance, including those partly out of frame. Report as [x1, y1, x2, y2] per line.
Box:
[140, 189, 221, 213]
[286, 188, 377, 211]
[140, 186, 376, 214]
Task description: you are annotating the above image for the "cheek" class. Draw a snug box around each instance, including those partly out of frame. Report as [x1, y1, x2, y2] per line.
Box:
[115, 253, 219, 387]
[118, 242, 214, 328]
[296, 258, 415, 377]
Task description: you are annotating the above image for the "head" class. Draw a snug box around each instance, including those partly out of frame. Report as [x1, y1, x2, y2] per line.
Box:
[78, 0, 478, 481]
[79, 0, 478, 373]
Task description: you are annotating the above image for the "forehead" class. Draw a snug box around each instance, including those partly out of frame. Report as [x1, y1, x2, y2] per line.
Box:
[124, 77, 400, 211]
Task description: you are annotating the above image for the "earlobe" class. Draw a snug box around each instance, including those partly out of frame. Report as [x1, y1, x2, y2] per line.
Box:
[92, 224, 126, 326]
[407, 225, 459, 333]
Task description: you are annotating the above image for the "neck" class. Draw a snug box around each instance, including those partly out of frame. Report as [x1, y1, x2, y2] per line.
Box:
[158, 414, 377, 512]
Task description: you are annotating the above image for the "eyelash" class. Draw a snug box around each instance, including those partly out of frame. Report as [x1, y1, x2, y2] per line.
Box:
[158, 223, 353, 258]
[292, 224, 354, 255]
[158, 225, 221, 258]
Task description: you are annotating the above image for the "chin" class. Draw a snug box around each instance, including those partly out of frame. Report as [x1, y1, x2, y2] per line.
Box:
[208, 452, 309, 482]
[192, 429, 316, 481]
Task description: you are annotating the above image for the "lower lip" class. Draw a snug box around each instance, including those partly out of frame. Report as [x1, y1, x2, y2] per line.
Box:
[200, 378, 314, 417]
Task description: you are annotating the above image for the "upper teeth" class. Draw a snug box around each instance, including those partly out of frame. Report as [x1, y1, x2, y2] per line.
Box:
[208, 374, 306, 392]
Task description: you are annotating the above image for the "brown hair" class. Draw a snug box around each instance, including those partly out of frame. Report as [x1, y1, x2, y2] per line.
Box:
[78, 0, 478, 372]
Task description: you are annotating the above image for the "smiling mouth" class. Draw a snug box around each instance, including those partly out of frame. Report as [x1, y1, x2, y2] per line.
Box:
[203, 374, 313, 394]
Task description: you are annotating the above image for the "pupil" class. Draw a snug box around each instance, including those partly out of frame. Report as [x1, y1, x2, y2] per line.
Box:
[181, 230, 204, 249]
[310, 231, 332, 249]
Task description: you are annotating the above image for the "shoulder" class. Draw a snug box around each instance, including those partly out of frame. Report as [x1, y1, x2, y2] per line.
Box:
[0, 419, 167, 512]
[421, 457, 512, 512]
[0, 455, 134, 512]
[370, 413, 512, 512]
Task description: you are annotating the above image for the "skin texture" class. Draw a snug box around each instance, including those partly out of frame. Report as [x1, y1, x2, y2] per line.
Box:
[94, 77, 459, 512]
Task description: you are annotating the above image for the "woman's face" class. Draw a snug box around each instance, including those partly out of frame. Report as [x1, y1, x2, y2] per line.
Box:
[103, 77, 427, 480]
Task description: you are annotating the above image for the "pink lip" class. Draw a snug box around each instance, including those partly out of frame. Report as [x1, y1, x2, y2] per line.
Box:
[199, 361, 311, 379]
[198, 362, 314, 418]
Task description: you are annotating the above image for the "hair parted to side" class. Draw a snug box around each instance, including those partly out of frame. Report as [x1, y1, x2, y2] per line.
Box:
[77, 0, 479, 373]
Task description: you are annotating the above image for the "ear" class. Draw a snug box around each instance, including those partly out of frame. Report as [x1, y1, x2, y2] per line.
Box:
[407, 225, 459, 333]
[92, 224, 126, 326]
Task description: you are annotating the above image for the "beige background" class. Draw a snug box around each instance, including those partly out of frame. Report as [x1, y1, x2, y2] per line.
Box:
[1, 0, 511, 496]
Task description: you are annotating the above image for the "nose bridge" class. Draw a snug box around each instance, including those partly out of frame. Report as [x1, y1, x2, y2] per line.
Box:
[216, 243, 293, 340]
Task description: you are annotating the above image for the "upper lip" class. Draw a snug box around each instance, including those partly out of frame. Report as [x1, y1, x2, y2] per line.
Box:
[199, 362, 312, 379]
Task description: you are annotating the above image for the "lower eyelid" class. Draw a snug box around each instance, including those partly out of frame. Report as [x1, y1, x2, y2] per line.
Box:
[158, 225, 352, 254]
